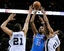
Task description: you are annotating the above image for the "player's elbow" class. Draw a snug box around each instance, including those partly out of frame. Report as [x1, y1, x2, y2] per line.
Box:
[0, 25, 4, 30]
[0, 23, 5, 29]
[0, 24, 3, 28]
[30, 20, 34, 23]
[49, 29, 54, 34]
[30, 21, 33, 26]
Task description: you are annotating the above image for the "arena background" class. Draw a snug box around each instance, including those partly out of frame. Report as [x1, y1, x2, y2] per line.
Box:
[0, 0, 64, 51]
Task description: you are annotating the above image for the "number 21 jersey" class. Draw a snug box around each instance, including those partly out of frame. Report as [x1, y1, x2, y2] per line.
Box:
[9, 31, 26, 51]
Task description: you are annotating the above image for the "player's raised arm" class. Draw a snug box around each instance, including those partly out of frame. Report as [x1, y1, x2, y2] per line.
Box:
[22, 5, 32, 35]
[41, 7, 53, 34]
[30, 10, 38, 35]
[38, 16, 49, 35]
[0, 13, 16, 37]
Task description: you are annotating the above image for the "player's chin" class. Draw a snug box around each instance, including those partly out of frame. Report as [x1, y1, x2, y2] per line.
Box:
[39, 31, 42, 34]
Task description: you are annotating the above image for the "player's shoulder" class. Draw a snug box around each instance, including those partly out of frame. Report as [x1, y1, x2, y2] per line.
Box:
[54, 34, 58, 38]
[20, 31, 24, 33]
[53, 34, 60, 42]
[51, 34, 58, 40]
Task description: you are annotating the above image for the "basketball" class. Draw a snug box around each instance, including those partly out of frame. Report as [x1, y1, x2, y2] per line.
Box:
[33, 1, 41, 10]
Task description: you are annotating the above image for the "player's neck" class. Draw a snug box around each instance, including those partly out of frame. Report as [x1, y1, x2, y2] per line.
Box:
[39, 32, 44, 35]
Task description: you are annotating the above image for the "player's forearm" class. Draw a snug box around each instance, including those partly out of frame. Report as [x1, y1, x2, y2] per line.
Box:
[43, 12, 49, 23]
[38, 16, 45, 25]
[25, 13, 31, 23]
[22, 13, 31, 34]
[1, 19, 10, 28]
[42, 12, 49, 28]
[26, 8, 32, 22]
[30, 11, 36, 23]
[42, 11, 53, 33]
[40, 19, 45, 24]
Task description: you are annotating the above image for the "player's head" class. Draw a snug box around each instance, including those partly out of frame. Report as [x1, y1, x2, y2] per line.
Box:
[38, 26, 45, 34]
[14, 23, 22, 32]
[57, 30, 64, 40]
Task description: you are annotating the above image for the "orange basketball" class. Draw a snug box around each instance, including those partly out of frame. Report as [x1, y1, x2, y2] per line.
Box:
[33, 1, 41, 10]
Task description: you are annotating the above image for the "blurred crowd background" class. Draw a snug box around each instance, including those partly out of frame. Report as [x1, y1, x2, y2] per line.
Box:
[0, 0, 64, 51]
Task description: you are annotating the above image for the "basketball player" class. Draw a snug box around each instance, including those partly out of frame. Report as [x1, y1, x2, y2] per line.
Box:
[0, 6, 32, 51]
[30, 9, 47, 51]
[41, 7, 60, 51]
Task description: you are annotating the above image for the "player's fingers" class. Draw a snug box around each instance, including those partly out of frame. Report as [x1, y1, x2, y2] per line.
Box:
[38, 16, 41, 17]
[12, 18, 16, 20]
[38, 16, 42, 19]
[29, 5, 32, 9]
[38, 16, 42, 20]
[12, 13, 16, 17]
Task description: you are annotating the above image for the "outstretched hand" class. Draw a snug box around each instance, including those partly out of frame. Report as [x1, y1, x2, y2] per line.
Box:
[29, 5, 33, 13]
[38, 16, 44, 21]
[40, 7, 45, 13]
[8, 13, 16, 21]
[34, 9, 37, 13]
[38, 16, 45, 24]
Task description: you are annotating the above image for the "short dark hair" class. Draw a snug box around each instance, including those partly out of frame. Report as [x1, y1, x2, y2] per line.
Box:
[13, 23, 22, 32]
[58, 30, 64, 39]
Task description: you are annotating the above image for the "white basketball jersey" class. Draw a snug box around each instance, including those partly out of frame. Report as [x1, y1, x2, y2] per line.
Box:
[45, 34, 60, 51]
[9, 31, 26, 51]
